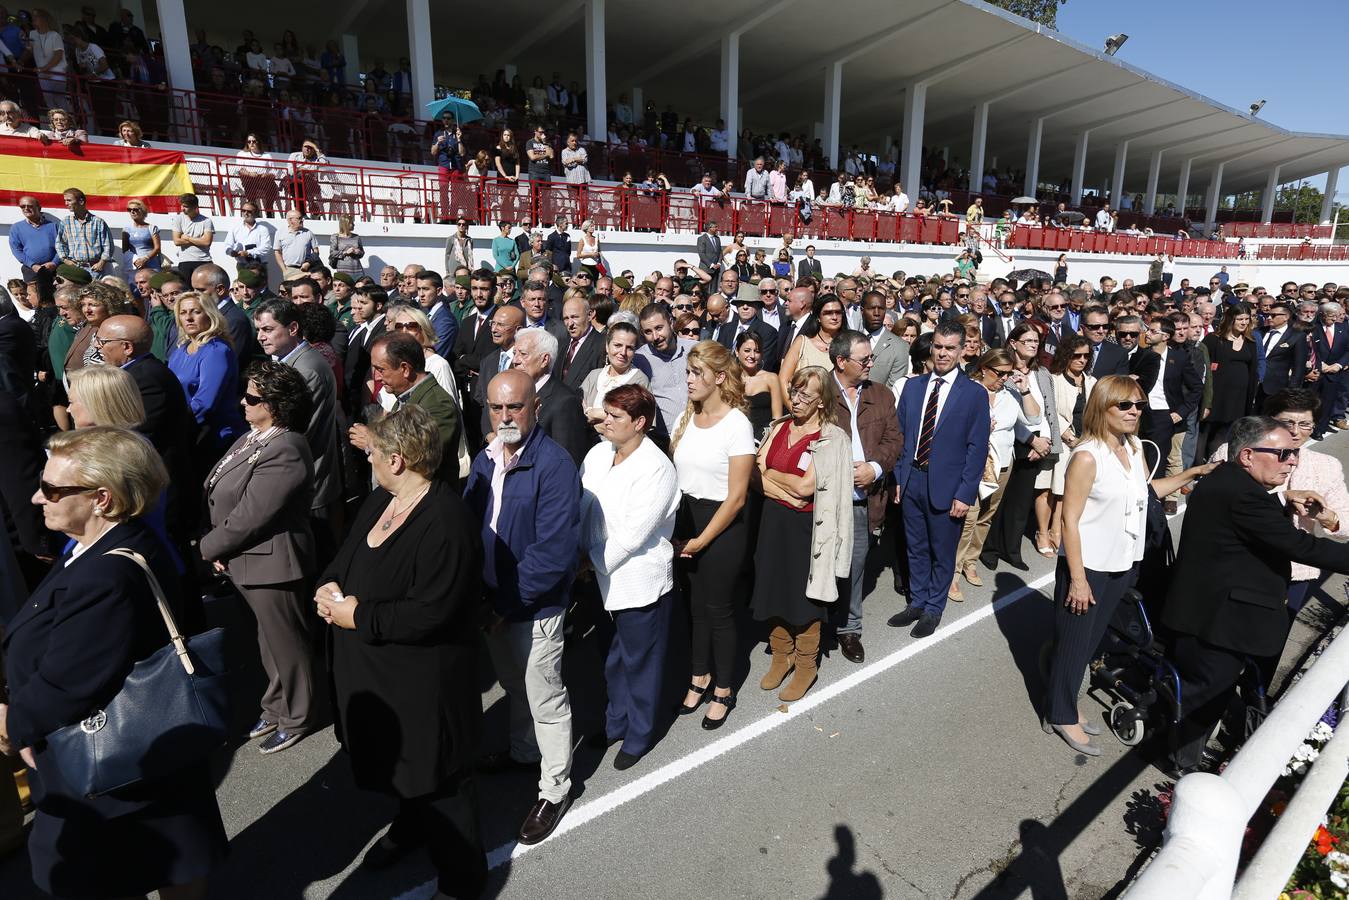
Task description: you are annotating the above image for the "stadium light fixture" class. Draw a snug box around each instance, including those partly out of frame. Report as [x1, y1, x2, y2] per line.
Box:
[1103, 34, 1128, 56]
[1250, 100, 1266, 116]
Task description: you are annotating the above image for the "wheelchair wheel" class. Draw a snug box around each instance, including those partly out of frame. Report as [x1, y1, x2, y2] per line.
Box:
[1110, 703, 1145, 746]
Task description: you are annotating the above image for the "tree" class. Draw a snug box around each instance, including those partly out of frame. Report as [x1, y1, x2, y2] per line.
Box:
[989, 0, 1069, 28]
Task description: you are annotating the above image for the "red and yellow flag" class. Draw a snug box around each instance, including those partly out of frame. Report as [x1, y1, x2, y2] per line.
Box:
[0, 135, 193, 213]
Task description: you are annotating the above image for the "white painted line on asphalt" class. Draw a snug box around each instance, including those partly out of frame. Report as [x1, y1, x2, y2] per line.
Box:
[483, 567, 1058, 871]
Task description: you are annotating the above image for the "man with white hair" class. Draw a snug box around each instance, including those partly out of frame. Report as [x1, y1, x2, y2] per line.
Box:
[511, 327, 594, 466]
[1312, 301, 1349, 438]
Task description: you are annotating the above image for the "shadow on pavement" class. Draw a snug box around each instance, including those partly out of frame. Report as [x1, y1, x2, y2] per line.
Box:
[819, 824, 883, 900]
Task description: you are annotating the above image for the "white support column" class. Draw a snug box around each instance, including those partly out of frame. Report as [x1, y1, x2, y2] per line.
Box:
[1321, 166, 1341, 224]
[406, 0, 434, 115]
[1261, 165, 1281, 224]
[968, 102, 988, 193]
[1069, 131, 1089, 206]
[719, 34, 739, 161]
[1024, 117, 1043, 197]
[1110, 140, 1129, 207]
[154, 0, 194, 94]
[341, 34, 361, 85]
[1176, 158, 1192, 218]
[1143, 149, 1163, 215]
[584, 0, 607, 144]
[1204, 162, 1226, 229]
[822, 60, 842, 170]
[900, 82, 927, 202]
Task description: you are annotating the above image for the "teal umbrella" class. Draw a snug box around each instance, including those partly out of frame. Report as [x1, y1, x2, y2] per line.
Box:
[425, 96, 482, 124]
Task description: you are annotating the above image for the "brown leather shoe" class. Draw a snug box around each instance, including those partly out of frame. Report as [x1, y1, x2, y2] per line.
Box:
[837, 632, 865, 664]
[518, 795, 572, 845]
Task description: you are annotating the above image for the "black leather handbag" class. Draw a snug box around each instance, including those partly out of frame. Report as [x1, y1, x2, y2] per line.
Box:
[43, 548, 231, 799]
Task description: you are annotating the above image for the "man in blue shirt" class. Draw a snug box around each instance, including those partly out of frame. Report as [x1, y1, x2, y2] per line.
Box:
[55, 188, 113, 275]
[8, 195, 58, 301]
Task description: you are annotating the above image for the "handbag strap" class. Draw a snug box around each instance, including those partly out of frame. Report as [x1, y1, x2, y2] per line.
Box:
[103, 548, 196, 676]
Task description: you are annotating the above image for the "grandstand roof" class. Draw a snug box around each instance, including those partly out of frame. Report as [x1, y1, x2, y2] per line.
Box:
[189, 0, 1349, 193]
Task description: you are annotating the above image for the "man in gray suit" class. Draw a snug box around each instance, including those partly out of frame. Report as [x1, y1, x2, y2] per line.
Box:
[253, 298, 342, 552]
[860, 290, 910, 392]
[696, 219, 722, 279]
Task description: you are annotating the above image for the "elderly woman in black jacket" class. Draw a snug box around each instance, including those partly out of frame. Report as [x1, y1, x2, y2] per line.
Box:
[0, 426, 226, 899]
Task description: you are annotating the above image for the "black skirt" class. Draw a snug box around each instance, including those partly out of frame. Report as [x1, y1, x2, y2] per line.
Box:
[751, 499, 825, 625]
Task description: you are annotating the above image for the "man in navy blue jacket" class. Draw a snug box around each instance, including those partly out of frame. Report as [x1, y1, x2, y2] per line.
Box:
[888, 322, 991, 638]
[464, 369, 579, 846]
[415, 269, 458, 360]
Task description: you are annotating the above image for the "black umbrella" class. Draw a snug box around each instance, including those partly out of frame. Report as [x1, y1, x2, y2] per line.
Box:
[1054, 210, 1087, 225]
[1007, 268, 1052, 282]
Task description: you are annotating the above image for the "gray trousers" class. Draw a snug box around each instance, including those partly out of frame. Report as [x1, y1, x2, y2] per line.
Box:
[834, 503, 872, 636]
[239, 580, 315, 733]
[485, 611, 573, 804]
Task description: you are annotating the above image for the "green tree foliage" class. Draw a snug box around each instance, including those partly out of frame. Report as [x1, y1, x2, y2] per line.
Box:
[989, 0, 1068, 28]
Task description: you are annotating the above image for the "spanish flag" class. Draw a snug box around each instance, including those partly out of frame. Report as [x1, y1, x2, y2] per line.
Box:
[0, 135, 193, 214]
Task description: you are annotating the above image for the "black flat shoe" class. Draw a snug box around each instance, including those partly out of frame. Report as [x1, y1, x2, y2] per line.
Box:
[613, 750, 643, 770]
[888, 605, 923, 628]
[1003, 556, 1029, 572]
[361, 834, 418, 870]
[677, 681, 709, 715]
[701, 692, 737, 731]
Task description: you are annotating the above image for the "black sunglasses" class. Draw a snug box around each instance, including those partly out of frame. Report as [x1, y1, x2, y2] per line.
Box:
[39, 480, 95, 501]
[1250, 447, 1300, 462]
[242, 392, 266, 406]
[679, 327, 701, 337]
[1114, 400, 1145, 411]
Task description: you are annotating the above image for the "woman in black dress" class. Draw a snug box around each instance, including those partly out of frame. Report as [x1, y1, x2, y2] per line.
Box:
[1200, 302, 1257, 459]
[2, 427, 226, 899]
[736, 331, 784, 443]
[315, 405, 487, 898]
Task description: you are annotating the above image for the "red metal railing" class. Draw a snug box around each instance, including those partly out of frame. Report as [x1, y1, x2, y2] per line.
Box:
[1224, 222, 1332, 240]
[1255, 243, 1349, 261]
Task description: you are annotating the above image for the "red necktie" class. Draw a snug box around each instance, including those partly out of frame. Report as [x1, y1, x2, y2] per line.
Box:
[915, 377, 942, 467]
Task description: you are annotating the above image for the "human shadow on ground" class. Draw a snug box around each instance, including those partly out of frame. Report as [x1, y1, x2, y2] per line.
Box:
[819, 825, 884, 900]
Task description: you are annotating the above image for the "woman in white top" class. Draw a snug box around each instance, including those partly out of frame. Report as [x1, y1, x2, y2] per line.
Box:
[1047, 335, 1096, 553]
[1044, 375, 1209, 756]
[236, 133, 282, 216]
[379, 305, 458, 408]
[672, 341, 755, 731]
[579, 385, 679, 770]
[580, 321, 649, 426]
[575, 220, 601, 272]
[954, 349, 1041, 600]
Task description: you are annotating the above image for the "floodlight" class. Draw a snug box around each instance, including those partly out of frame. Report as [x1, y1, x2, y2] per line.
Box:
[1104, 34, 1128, 56]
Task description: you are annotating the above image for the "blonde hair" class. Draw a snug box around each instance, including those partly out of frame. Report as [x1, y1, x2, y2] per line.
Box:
[670, 340, 747, 452]
[69, 366, 146, 428]
[46, 427, 167, 520]
[336, 214, 354, 236]
[173, 291, 232, 351]
[125, 199, 148, 216]
[367, 404, 441, 478]
[1080, 374, 1143, 451]
[791, 366, 837, 428]
[118, 120, 143, 143]
[388, 304, 436, 349]
[78, 282, 133, 318]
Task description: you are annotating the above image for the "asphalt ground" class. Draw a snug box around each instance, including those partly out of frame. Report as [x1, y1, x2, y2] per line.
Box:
[3, 432, 1346, 900]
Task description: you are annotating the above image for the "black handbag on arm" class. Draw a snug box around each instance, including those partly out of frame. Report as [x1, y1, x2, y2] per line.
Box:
[43, 548, 231, 799]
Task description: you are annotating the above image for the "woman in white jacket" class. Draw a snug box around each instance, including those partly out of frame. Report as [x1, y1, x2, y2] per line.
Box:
[579, 384, 680, 772]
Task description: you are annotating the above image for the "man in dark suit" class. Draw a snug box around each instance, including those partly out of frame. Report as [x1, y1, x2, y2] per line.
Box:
[1081, 307, 1130, 378]
[415, 270, 458, 361]
[453, 270, 498, 448]
[1036, 292, 1075, 359]
[778, 285, 815, 356]
[190, 263, 258, 373]
[511, 327, 595, 467]
[518, 279, 568, 350]
[1116, 316, 1160, 394]
[887, 322, 991, 638]
[1257, 301, 1308, 405]
[797, 244, 823, 282]
[1139, 317, 1202, 481]
[475, 305, 525, 443]
[545, 218, 572, 274]
[0, 293, 36, 400]
[696, 219, 722, 278]
[714, 288, 780, 372]
[1163, 416, 1349, 774]
[560, 295, 605, 388]
[1309, 303, 1349, 438]
[343, 286, 388, 417]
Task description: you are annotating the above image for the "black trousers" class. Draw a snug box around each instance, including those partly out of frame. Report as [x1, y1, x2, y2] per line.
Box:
[1141, 411, 1175, 477]
[677, 496, 746, 690]
[982, 454, 1047, 565]
[1167, 634, 1252, 771]
[1044, 559, 1137, 725]
[387, 770, 487, 897]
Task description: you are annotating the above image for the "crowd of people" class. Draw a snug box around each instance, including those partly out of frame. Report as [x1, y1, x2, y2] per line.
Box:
[2, 172, 1349, 897]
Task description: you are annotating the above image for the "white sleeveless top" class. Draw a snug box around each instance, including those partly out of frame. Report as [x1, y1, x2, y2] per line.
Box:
[1064, 438, 1147, 572]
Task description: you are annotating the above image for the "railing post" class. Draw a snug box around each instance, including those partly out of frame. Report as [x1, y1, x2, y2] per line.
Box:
[1127, 773, 1247, 899]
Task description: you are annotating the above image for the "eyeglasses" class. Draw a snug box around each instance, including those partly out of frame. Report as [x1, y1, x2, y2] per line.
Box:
[987, 368, 1014, 379]
[91, 335, 129, 348]
[39, 480, 95, 501]
[759, 289, 777, 295]
[1083, 323, 1108, 331]
[1116, 330, 1141, 339]
[1045, 304, 1066, 310]
[1276, 418, 1315, 433]
[392, 321, 420, 331]
[1250, 447, 1300, 462]
[789, 389, 819, 402]
[242, 392, 266, 406]
[1071, 351, 1091, 358]
[956, 293, 969, 300]
[1114, 400, 1145, 411]
[849, 355, 875, 367]
[679, 328, 701, 337]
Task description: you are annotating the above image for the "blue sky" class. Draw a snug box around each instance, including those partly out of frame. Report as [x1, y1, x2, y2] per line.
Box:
[1056, 0, 1348, 199]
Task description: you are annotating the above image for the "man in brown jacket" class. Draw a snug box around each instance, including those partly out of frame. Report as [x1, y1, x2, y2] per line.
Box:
[829, 330, 903, 662]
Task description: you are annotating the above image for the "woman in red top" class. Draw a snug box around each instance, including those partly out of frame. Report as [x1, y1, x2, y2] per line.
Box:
[752, 366, 837, 702]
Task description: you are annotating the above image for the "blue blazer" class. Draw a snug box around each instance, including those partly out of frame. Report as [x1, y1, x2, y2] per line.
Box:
[429, 300, 459, 361]
[894, 371, 991, 510]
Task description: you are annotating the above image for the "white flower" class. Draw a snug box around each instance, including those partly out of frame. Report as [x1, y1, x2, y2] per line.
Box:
[1330, 871, 1348, 890]
[1327, 850, 1349, 868]
[1310, 722, 1334, 742]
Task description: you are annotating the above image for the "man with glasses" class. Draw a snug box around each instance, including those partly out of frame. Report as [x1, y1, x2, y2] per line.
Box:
[715, 287, 779, 372]
[756, 277, 784, 333]
[445, 218, 474, 273]
[0, 100, 43, 138]
[1036, 292, 1074, 357]
[224, 203, 273, 267]
[1257, 302, 1308, 407]
[9, 195, 58, 302]
[830, 330, 902, 662]
[1116, 315, 1159, 393]
[837, 277, 863, 330]
[1163, 415, 1349, 776]
[1081, 308, 1129, 378]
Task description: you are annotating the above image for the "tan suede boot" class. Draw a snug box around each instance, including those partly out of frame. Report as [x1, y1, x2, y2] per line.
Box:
[760, 624, 795, 690]
[779, 621, 820, 702]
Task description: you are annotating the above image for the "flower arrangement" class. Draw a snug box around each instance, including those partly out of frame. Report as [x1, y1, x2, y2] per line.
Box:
[1280, 717, 1349, 897]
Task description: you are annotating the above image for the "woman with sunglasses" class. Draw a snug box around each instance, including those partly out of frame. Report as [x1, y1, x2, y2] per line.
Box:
[952, 349, 1042, 600]
[1208, 388, 1349, 618]
[201, 361, 316, 756]
[736, 331, 784, 444]
[236, 133, 281, 217]
[1199, 301, 1258, 460]
[1046, 336, 1095, 553]
[123, 200, 160, 271]
[1043, 375, 1211, 756]
[778, 293, 846, 397]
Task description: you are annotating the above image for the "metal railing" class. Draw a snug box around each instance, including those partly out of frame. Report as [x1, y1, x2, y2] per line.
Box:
[1125, 626, 1349, 900]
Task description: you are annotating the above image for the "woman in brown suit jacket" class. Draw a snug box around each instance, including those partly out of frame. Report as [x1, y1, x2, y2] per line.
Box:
[199, 361, 316, 755]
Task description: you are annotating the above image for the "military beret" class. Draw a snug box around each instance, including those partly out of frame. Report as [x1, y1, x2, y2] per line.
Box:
[235, 268, 262, 288]
[454, 274, 471, 288]
[640, 280, 655, 291]
[55, 264, 92, 284]
[612, 276, 631, 291]
[148, 270, 181, 290]
[332, 272, 354, 285]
